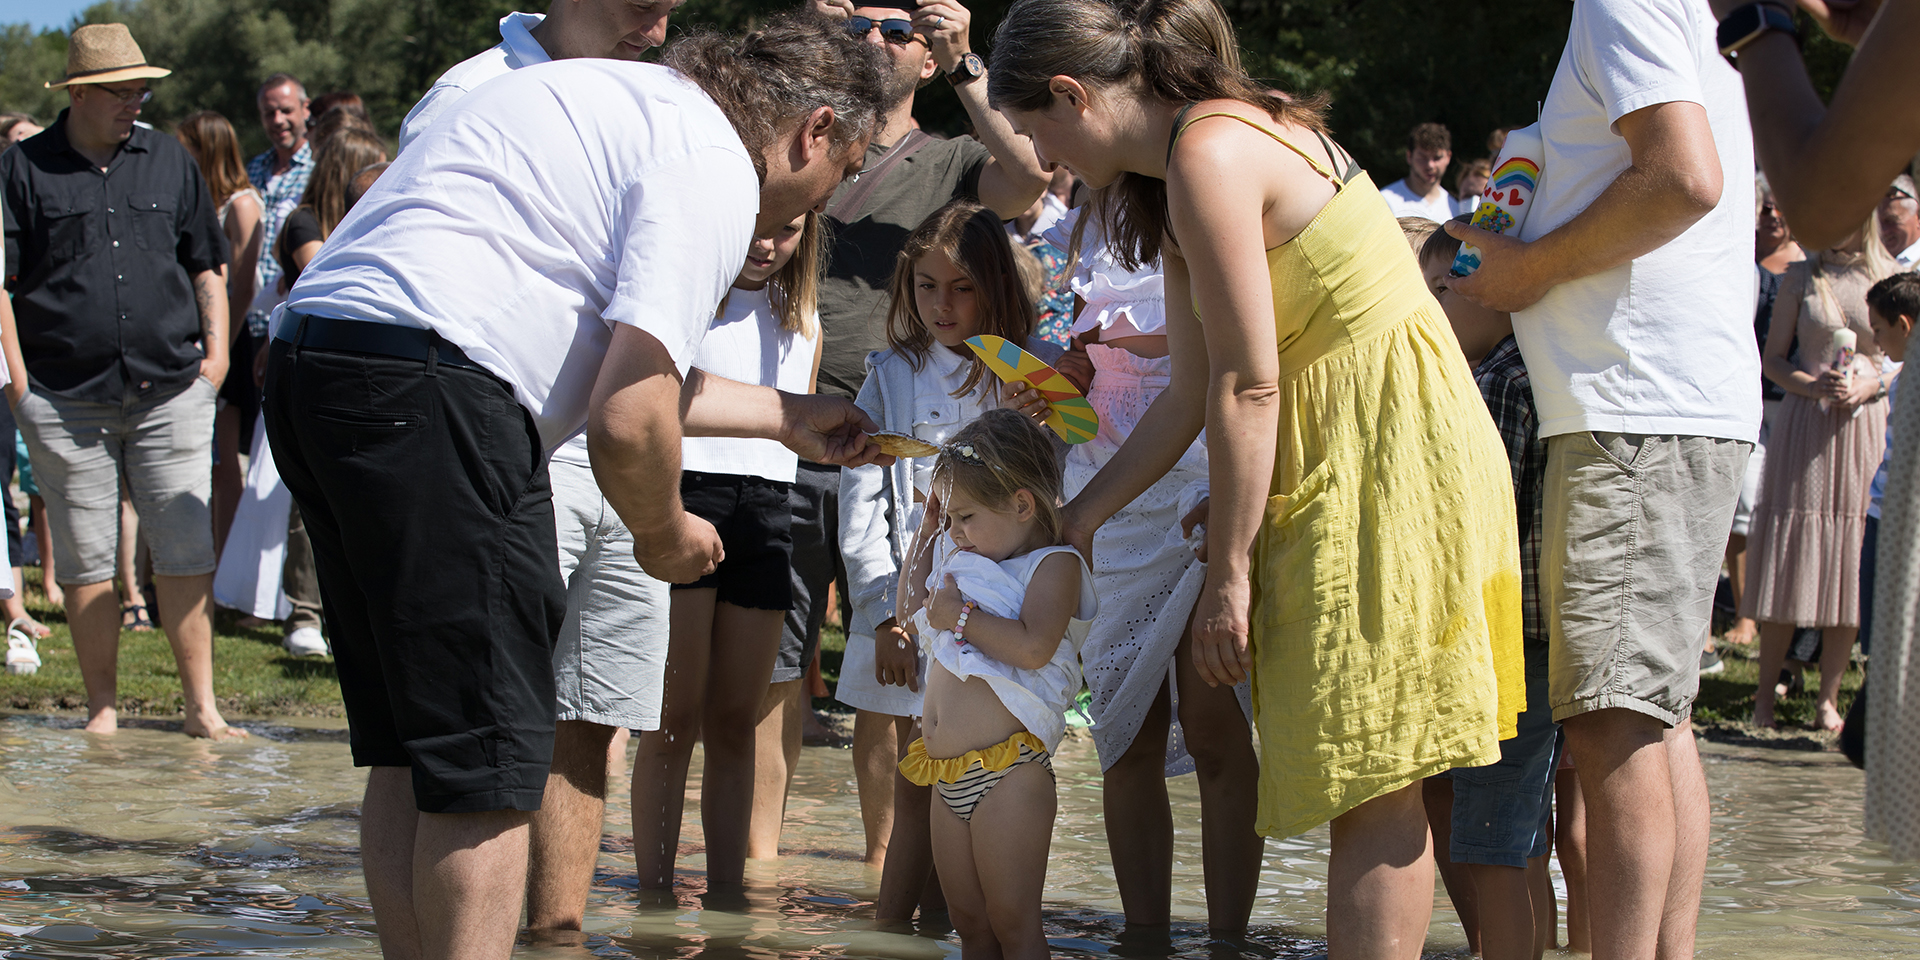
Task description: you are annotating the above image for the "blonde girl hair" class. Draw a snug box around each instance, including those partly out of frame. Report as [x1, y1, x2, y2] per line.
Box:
[933, 409, 1065, 545]
[1809, 212, 1901, 336]
[885, 200, 1036, 398]
[768, 210, 824, 340]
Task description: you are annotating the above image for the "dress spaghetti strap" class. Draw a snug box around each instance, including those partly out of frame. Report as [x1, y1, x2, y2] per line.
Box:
[1171, 111, 1350, 188]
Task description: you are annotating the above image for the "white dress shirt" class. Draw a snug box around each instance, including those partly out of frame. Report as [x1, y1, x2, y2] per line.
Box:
[398, 12, 551, 153]
[285, 60, 759, 451]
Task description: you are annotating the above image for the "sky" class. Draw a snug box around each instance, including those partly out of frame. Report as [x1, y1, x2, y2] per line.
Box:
[1, 0, 95, 33]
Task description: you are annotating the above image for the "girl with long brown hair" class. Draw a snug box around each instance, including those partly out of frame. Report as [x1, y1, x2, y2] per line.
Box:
[839, 198, 1066, 917]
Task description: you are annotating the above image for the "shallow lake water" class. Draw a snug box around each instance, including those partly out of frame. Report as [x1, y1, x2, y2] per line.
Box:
[0, 712, 1915, 958]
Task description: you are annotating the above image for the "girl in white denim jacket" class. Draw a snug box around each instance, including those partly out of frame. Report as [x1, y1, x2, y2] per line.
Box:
[836, 199, 1064, 909]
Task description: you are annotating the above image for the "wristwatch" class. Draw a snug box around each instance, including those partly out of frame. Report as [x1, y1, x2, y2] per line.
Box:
[1717, 2, 1798, 63]
[947, 52, 985, 87]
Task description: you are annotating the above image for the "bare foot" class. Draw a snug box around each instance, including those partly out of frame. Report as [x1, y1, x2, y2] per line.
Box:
[83, 706, 118, 734]
[185, 715, 249, 741]
[1813, 702, 1846, 733]
[1751, 700, 1776, 730]
[1724, 619, 1758, 646]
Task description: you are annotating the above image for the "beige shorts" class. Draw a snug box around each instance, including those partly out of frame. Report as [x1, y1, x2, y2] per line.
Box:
[1544, 432, 1750, 726]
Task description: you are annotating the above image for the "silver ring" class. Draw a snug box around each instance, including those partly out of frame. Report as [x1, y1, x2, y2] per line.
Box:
[934, 14, 945, 25]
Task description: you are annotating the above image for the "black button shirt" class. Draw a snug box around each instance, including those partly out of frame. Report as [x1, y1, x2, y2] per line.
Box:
[2, 110, 228, 403]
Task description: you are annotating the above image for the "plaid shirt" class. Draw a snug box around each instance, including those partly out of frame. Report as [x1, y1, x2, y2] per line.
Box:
[246, 142, 313, 311]
[1474, 335, 1546, 653]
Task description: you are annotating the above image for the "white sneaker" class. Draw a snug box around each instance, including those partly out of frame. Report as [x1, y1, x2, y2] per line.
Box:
[283, 627, 329, 657]
[6, 618, 40, 675]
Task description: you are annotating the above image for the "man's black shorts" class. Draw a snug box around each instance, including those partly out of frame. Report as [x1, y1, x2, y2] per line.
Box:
[673, 470, 793, 611]
[264, 337, 565, 814]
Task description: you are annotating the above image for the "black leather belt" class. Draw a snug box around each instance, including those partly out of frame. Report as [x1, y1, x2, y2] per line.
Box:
[276, 312, 485, 372]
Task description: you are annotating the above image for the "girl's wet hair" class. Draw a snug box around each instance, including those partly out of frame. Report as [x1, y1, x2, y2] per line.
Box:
[885, 199, 1036, 398]
[934, 409, 1065, 544]
[989, 0, 1328, 270]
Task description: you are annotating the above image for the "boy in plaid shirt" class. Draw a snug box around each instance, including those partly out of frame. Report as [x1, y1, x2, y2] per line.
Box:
[1418, 225, 1558, 959]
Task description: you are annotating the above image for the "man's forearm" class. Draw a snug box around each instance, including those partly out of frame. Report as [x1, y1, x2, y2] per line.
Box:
[590, 370, 690, 536]
[193, 269, 229, 367]
[1524, 161, 1717, 292]
[1735, 6, 1920, 247]
[955, 76, 1049, 217]
[679, 368, 789, 440]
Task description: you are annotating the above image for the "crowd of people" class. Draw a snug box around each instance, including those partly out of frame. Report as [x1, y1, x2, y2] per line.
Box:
[3, 1, 1918, 959]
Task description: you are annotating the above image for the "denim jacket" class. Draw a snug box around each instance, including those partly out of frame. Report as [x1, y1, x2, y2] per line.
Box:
[838, 338, 1066, 639]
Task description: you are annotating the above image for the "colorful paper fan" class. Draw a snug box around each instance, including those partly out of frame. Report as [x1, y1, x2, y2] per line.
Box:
[964, 335, 1099, 444]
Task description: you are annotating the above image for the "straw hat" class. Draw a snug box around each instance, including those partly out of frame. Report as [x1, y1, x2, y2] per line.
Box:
[45, 24, 171, 90]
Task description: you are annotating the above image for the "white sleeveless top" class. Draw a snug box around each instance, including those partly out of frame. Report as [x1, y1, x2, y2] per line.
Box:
[680, 285, 817, 482]
[913, 535, 1097, 752]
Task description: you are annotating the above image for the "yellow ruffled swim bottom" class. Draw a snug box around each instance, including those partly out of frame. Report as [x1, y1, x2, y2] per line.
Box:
[899, 731, 1054, 822]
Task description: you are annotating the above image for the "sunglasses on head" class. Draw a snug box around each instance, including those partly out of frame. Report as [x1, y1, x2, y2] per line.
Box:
[847, 15, 917, 45]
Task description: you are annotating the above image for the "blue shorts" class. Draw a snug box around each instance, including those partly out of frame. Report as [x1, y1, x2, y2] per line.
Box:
[1450, 663, 1560, 868]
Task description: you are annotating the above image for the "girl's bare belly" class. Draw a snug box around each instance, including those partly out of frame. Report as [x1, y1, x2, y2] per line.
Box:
[921, 661, 1029, 758]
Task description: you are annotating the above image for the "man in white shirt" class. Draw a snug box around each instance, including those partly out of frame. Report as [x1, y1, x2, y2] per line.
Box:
[397, 0, 678, 152]
[1879, 174, 1920, 268]
[397, 0, 691, 938]
[1447, 2, 1759, 958]
[262, 21, 892, 960]
[1380, 122, 1469, 223]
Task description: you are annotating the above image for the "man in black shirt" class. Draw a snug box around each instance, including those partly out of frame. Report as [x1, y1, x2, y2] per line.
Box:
[0, 24, 242, 740]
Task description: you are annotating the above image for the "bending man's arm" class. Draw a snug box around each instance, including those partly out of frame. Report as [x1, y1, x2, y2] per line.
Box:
[1708, 0, 1920, 247]
[1447, 100, 1724, 313]
[588, 323, 723, 583]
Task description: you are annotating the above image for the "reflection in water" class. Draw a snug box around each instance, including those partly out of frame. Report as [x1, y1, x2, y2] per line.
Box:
[0, 713, 1915, 958]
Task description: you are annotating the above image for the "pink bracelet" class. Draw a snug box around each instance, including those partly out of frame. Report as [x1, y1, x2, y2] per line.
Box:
[954, 600, 976, 645]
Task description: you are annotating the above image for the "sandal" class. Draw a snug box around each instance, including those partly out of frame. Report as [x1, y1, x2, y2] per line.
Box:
[121, 602, 155, 633]
[9, 616, 49, 640]
[6, 618, 41, 675]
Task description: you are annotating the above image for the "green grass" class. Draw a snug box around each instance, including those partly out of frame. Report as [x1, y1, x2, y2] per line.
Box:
[1, 568, 344, 718]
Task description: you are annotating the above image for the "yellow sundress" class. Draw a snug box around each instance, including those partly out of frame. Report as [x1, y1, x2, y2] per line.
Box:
[1177, 112, 1526, 839]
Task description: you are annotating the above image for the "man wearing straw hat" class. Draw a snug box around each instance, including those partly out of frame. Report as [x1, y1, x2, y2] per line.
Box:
[0, 24, 242, 740]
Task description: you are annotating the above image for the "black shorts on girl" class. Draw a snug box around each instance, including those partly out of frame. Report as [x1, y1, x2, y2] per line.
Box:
[674, 470, 794, 611]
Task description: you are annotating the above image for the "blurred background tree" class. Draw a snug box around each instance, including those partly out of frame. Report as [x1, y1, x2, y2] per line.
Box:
[0, 0, 1853, 177]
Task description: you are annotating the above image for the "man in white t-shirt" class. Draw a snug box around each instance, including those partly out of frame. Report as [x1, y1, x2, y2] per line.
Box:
[1879, 174, 1920, 268]
[1380, 122, 1470, 222]
[397, 0, 676, 153]
[262, 21, 892, 960]
[1447, 1, 1759, 957]
[396, 0, 689, 938]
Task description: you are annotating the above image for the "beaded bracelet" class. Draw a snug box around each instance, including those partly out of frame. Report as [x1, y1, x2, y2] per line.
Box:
[954, 600, 977, 645]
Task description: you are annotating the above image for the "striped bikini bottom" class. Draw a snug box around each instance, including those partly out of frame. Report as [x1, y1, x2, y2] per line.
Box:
[898, 731, 1055, 822]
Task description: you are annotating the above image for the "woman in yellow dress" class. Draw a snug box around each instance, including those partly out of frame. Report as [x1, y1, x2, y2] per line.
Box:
[988, 0, 1523, 952]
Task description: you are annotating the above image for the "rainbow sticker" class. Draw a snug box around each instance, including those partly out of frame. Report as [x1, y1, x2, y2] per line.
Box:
[1451, 124, 1543, 278]
[964, 335, 1099, 444]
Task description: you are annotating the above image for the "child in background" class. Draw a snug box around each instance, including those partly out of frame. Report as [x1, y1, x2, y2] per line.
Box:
[838, 200, 1064, 913]
[1859, 274, 1915, 686]
[897, 409, 1096, 960]
[630, 211, 823, 890]
[1398, 215, 1440, 255]
[1419, 225, 1561, 960]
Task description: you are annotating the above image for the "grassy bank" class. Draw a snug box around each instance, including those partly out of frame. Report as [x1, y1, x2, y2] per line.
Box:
[0, 561, 1858, 739]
